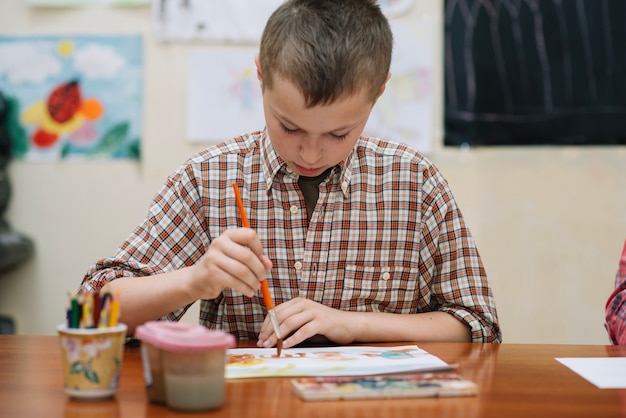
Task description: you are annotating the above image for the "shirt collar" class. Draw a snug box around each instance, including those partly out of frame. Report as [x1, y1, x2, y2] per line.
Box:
[260, 129, 284, 193]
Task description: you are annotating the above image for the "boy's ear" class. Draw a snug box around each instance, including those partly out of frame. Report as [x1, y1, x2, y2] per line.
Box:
[377, 72, 392, 98]
[254, 54, 263, 86]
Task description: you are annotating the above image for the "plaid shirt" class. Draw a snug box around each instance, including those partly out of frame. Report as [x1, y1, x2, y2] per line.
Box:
[80, 130, 501, 343]
[606, 240, 626, 344]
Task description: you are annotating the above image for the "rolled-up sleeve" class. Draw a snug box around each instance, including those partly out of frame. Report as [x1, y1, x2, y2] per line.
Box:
[421, 169, 501, 343]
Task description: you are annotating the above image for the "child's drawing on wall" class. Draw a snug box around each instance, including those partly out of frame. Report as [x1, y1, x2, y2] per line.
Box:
[0, 35, 142, 160]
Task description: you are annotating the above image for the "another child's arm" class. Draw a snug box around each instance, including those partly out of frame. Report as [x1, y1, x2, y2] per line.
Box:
[605, 240, 626, 345]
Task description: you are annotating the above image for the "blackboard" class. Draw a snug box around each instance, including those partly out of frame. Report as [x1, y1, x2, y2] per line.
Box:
[444, 0, 626, 146]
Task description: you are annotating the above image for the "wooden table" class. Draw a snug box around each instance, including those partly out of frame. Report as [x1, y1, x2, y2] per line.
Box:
[0, 335, 625, 418]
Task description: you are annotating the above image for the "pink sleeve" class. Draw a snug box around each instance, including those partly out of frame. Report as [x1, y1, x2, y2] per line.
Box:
[605, 239, 626, 345]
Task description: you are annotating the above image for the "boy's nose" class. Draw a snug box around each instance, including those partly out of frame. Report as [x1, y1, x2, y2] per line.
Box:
[299, 138, 323, 165]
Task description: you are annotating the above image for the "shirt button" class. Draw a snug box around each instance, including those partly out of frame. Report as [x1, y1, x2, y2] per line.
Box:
[294, 261, 303, 270]
[290, 205, 299, 214]
[342, 180, 348, 189]
[286, 166, 294, 174]
[382, 272, 391, 280]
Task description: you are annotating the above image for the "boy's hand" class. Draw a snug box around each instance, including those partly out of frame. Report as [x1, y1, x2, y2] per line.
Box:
[190, 228, 272, 300]
[257, 297, 353, 349]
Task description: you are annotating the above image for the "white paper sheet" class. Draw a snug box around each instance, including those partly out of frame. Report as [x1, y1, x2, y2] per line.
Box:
[226, 345, 453, 379]
[186, 47, 264, 142]
[556, 357, 626, 389]
[152, 0, 283, 43]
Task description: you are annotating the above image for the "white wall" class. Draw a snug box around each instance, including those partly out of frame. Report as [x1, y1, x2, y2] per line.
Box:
[0, 1, 624, 344]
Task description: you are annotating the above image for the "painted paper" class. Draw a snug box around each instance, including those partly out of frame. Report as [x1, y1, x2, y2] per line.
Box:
[226, 345, 452, 379]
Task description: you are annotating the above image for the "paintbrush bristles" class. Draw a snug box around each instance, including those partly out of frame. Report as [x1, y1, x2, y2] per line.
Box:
[277, 338, 283, 357]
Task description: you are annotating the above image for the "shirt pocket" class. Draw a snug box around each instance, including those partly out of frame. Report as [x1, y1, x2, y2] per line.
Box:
[340, 264, 421, 314]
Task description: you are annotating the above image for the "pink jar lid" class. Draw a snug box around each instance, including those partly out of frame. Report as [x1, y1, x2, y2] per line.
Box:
[135, 321, 235, 352]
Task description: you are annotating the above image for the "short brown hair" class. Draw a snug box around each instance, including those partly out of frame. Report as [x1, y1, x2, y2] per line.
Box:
[259, 0, 393, 107]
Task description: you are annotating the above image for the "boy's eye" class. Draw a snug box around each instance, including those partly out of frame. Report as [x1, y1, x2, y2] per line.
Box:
[279, 123, 299, 135]
[331, 133, 348, 140]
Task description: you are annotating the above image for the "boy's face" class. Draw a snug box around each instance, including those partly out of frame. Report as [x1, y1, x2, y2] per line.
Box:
[260, 73, 377, 178]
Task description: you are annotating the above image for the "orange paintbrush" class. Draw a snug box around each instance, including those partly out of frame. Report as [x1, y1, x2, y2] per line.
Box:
[232, 183, 283, 356]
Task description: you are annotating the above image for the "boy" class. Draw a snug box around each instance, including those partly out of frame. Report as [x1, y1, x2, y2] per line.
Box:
[79, 0, 501, 347]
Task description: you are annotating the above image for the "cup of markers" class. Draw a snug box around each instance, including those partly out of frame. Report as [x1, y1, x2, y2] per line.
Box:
[57, 290, 126, 400]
